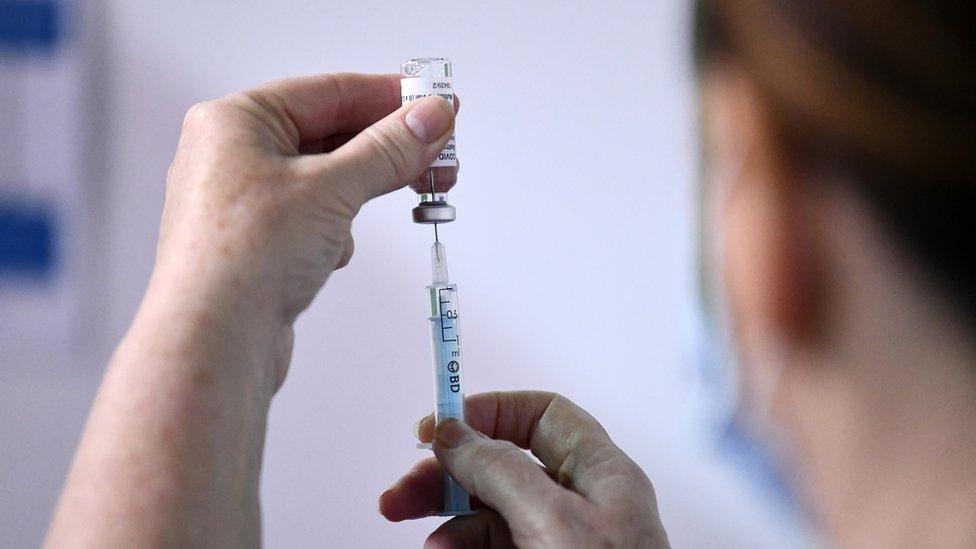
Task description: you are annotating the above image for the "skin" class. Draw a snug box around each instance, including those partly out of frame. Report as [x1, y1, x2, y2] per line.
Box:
[47, 60, 976, 547]
[700, 65, 976, 548]
[381, 393, 669, 548]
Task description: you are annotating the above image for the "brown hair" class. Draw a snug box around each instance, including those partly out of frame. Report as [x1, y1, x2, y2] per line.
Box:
[695, 0, 976, 328]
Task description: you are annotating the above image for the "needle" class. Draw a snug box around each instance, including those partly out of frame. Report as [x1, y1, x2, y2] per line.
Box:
[430, 170, 439, 243]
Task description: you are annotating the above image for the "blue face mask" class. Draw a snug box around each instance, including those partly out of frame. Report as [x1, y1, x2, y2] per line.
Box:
[694, 307, 798, 512]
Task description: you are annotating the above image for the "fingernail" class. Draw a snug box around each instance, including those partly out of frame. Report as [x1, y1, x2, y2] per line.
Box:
[413, 414, 430, 440]
[377, 485, 395, 516]
[405, 97, 453, 144]
[380, 480, 398, 498]
[433, 418, 472, 450]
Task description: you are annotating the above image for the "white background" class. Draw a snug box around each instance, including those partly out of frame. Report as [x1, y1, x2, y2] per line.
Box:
[1, 1, 813, 546]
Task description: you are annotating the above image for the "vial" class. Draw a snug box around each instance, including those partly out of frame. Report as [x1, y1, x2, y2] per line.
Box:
[401, 58, 459, 224]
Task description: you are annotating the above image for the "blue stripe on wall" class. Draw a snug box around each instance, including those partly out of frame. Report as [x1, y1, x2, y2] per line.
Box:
[0, 1, 61, 51]
[0, 200, 57, 278]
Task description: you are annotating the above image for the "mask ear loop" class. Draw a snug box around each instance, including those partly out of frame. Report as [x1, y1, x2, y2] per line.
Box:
[701, 137, 749, 426]
[704, 138, 788, 439]
[700, 124, 799, 517]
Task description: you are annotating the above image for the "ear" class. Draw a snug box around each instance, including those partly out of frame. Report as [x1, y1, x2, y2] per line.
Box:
[703, 66, 822, 359]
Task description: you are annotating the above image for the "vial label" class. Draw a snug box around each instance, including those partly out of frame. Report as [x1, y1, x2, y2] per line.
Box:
[401, 77, 457, 168]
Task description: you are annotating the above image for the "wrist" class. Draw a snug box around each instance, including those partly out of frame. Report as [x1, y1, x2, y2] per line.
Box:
[128, 258, 285, 401]
[57, 262, 280, 547]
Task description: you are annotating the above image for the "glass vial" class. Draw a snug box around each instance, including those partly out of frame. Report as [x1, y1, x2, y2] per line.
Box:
[401, 58, 459, 221]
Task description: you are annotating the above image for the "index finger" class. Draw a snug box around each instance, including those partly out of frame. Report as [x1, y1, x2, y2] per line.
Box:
[419, 392, 640, 502]
[243, 73, 401, 146]
[243, 72, 461, 149]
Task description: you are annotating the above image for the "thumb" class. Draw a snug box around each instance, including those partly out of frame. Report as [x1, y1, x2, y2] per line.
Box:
[318, 95, 455, 203]
[432, 419, 572, 528]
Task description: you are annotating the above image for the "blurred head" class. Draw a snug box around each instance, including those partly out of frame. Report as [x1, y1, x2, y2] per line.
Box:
[694, 0, 976, 540]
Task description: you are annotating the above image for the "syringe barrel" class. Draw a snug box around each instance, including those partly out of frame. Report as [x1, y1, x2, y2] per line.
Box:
[428, 283, 466, 422]
[427, 282, 473, 515]
[401, 58, 458, 196]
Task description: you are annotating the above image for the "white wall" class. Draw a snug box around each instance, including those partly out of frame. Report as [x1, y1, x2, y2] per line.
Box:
[1, 1, 813, 546]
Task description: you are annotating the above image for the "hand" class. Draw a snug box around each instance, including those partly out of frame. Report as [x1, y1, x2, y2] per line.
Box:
[151, 73, 456, 391]
[45, 75, 457, 547]
[379, 392, 670, 548]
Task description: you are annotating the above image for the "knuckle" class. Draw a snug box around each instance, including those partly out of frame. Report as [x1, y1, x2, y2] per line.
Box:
[335, 234, 355, 269]
[182, 100, 222, 130]
[549, 392, 580, 412]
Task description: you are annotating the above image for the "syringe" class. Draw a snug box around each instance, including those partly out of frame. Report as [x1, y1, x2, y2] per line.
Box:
[426, 240, 472, 516]
[400, 57, 473, 516]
